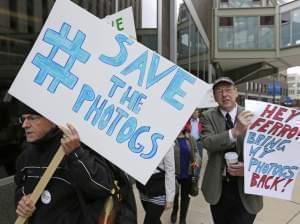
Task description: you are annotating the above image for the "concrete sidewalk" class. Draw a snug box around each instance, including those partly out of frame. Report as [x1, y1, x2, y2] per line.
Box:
[135, 150, 300, 223]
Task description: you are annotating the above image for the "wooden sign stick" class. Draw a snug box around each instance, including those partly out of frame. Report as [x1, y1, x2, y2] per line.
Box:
[15, 146, 65, 224]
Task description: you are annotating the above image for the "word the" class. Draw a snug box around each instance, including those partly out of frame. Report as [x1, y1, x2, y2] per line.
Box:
[72, 84, 164, 159]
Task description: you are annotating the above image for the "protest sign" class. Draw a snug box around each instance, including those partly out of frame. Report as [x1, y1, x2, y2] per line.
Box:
[244, 100, 300, 200]
[104, 7, 136, 39]
[8, 0, 210, 183]
[197, 84, 217, 108]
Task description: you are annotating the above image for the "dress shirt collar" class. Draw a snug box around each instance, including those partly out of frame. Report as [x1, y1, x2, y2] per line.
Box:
[219, 104, 238, 123]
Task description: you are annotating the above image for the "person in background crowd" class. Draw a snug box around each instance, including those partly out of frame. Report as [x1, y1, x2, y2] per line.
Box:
[184, 108, 203, 158]
[200, 77, 263, 224]
[171, 127, 201, 224]
[139, 147, 175, 224]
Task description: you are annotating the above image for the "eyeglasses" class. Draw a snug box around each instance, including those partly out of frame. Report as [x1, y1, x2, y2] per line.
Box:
[214, 87, 235, 95]
[19, 115, 42, 124]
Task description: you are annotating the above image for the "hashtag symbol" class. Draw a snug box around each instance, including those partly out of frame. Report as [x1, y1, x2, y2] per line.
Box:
[32, 23, 91, 93]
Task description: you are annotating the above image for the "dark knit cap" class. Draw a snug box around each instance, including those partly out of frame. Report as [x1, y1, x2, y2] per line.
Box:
[18, 103, 40, 116]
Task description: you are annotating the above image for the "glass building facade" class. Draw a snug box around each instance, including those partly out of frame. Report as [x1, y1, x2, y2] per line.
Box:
[177, 0, 209, 81]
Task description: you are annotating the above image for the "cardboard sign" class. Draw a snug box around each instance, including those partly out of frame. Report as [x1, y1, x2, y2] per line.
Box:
[197, 84, 218, 108]
[104, 7, 137, 39]
[9, 0, 210, 183]
[244, 100, 300, 200]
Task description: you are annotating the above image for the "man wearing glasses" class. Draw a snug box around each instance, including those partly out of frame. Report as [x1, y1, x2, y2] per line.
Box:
[14, 104, 131, 224]
[200, 77, 263, 224]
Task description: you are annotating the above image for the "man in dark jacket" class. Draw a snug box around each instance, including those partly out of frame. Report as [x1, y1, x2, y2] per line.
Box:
[15, 105, 137, 224]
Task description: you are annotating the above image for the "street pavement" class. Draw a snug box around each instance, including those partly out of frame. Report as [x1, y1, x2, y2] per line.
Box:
[134, 150, 300, 224]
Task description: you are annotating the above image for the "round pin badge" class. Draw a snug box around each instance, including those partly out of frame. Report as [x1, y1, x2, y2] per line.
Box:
[41, 190, 51, 204]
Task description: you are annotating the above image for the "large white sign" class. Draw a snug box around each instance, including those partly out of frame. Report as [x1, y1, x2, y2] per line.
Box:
[9, 0, 210, 183]
[244, 100, 300, 200]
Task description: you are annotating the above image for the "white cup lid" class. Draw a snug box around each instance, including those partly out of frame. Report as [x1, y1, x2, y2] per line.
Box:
[224, 152, 238, 160]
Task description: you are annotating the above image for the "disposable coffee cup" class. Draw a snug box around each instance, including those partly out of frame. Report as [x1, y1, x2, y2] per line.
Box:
[224, 152, 238, 166]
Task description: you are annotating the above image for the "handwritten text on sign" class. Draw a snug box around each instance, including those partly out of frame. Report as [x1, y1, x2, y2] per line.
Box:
[9, 0, 210, 183]
[244, 100, 300, 200]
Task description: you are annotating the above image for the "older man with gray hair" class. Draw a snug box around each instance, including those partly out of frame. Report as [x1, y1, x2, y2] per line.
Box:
[200, 77, 263, 224]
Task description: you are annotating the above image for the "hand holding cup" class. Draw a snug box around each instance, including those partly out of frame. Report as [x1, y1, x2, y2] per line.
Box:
[224, 152, 238, 166]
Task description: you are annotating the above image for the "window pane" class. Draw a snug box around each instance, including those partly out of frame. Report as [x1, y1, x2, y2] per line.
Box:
[234, 17, 258, 48]
[126, 0, 158, 51]
[281, 23, 291, 47]
[260, 16, 274, 25]
[219, 17, 233, 26]
[281, 12, 290, 24]
[259, 26, 274, 48]
[218, 27, 234, 48]
[281, 12, 291, 47]
[292, 9, 300, 45]
[141, 0, 157, 28]
[190, 23, 198, 57]
[178, 26, 189, 59]
[137, 30, 158, 51]
[221, 0, 261, 8]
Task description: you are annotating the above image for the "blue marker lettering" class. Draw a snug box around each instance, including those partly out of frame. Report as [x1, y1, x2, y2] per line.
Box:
[255, 134, 267, 145]
[108, 75, 126, 97]
[116, 117, 137, 143]
[120, 50, 148, 87]
[106, 107, 129, 136]
[133, 93, 147, 114]
[262, 163, 270, 175]
[140, 133, 164, 159]
[84, 96, 108, 126]
[72, 84, 95, 112]
[161, 68, 196, 110]
[276, 139, 291, 151]
[120, 86, 147, 114]
[99, 34, 134, 66]
[98, 104, 115, 130]
[249, 145, 261, 157]
[247, 131, 256, 144]
[128, 126, 150, 153]
[146, 53, 177, 89]
[248, 157, 258, 171]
